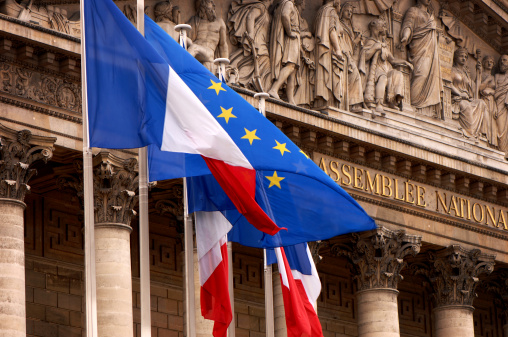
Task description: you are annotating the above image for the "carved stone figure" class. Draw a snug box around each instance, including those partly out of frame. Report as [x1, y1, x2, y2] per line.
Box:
[357, 0, 396, 16]
[480, 55, 498, 147]
[400, 0, 443, 113]
[154, 1, 181, 42]
[494, 55, 508, 152]
[294, 0, 315, 108]
[313, 0, 343, 110]
[339, 2, 363, 110]
[450, 48, 489, 140]
[187, 0, 229, 71]
[228, 0, 273, 92]
[359, 19, 412, 114]
[268, 0, 300, 105]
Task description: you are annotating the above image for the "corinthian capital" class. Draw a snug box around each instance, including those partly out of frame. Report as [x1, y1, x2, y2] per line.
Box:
[0, 124, 55, 201]
[332, 226, 421, 291]
[415, 245, 496, 307]
[57, 152, 138, 226]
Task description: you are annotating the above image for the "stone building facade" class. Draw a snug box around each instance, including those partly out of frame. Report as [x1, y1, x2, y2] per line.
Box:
[0, 0, 507, 336]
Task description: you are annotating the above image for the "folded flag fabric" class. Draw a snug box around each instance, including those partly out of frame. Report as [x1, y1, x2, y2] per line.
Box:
[195, 211, 233, 337]
[270, 245, 324, 337]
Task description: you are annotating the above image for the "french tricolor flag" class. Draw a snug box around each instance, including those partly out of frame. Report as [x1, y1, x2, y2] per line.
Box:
[195, 212, 233, 337]
[272, 245, 323, 337]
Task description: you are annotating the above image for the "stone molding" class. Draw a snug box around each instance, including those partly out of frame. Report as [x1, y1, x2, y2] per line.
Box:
[57, 152, 138, 226]
[331, 226, 422, 291]
[414, 245, 495, 307]
[0, 123, 55, 201]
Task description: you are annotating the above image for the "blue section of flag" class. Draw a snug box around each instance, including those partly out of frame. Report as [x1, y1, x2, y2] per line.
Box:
[266, 243, 312, 275]
[85, 0, 168, 149]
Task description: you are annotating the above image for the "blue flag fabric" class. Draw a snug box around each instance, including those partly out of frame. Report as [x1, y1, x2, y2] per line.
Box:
[85, 0, 376, 247]
[266, 243, 312, 275]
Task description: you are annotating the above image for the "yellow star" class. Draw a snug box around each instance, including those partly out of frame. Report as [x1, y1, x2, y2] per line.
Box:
[241, 128, 260, 145]
[208, 79, 226, 95]
[273, 140, 290, 156]
[300, 150, 310, 159]
[217, 107, 236, 123]
[266, 171, 285, 189]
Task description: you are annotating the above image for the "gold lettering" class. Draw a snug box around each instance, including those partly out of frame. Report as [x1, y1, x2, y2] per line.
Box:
[472, 203, 484, 223]
[319, 157, 328, 175]
[405, 181, 415, 205]
[382, 176, 392, 197]
[459, 198, 467, 218]
[353, 167, 364, 190]
[394, 179, 404, 201]
[416, 186, 426, 207]
[448, 196, 460, 217]
[329, 161, 340, 182]
[341, 164, 352, 186]
[365, 171, 380, 195]
[498, 211, 508, 230]
[466, 199, 471, 220]
[436, 191, 448, 213]
[485, 205, 497, 227]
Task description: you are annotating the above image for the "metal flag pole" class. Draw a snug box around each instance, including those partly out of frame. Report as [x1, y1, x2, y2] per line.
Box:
[174, 26, 197, 337]
[80, 1, 98, 336]
[214, 58, 230, 82]
[254, 92, 274, 337]
[136, 2, 152, 336]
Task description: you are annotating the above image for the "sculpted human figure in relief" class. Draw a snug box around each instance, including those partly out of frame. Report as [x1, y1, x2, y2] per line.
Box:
[313, 0, 343, 110]
[187, 0, 229, 72]
[450, 48, 488, 140]
[228, 0, 274, 92]
[294, 0, 315, 108]
[480, 55, 498, 147]
[268, 0, 301, 105]
[494, 55, 508, 152]
[154, 1, 181, 42]
[339, 2, 363, 110]
[400, 0, 443, 115]
[359, 19, 412, 114]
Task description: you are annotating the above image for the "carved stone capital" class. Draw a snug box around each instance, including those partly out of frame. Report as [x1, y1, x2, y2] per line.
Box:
[415, 245, 495, 307]
[57, 152, 138, 226]
[332, 226, 421, 291]
[0, 124, 55, 201]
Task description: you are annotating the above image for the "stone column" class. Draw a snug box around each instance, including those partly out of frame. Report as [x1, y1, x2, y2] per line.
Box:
[332, 227, 421, 337]
[420, 245, 495, 337]
[58, 153, 138, 337]
[0, 125, 54, 337]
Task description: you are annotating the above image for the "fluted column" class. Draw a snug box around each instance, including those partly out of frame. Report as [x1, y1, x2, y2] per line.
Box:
[418, 245, 495, 337]
[58, 153, 138, 337]
[0, 125, 54, 337]
[333, 227, 421, 337]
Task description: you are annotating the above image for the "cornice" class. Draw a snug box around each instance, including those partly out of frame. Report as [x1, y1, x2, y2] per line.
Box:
[0, 13, 79, 43]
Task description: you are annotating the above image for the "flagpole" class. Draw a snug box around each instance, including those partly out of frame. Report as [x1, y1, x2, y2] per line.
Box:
[136, 2, 152, 337]
[254, 92, 274, 337]
[80, 1, 98, 336]
[175, 26, 197, 337]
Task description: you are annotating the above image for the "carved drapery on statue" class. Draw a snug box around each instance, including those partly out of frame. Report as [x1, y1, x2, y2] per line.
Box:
[268, 0, 300, 105]
[495, 55, 508, 152]
[400, 3, 443, 112]
[480, 56, 498, 148]
[294, 0, 315, 108]
[339, 2, 363, 108]
[228, 0, 273, 92]
[313, 1, 343, 109]
[450, 48, 489, 140]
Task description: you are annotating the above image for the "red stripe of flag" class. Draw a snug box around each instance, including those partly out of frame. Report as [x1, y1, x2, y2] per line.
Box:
[203, 157, 286, 236]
